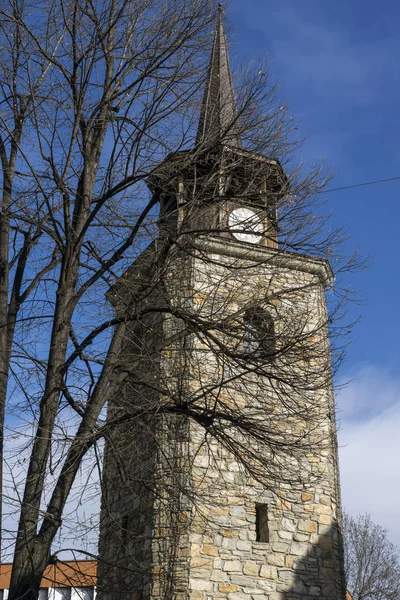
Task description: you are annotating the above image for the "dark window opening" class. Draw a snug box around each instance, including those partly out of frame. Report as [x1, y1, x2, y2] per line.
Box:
[244, 307, 275, 359]
[121, 514, 129, 545]
[256, 504, 269, 543]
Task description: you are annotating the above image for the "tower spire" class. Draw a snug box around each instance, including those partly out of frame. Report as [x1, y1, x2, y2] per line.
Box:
[196, 5, 241, 148]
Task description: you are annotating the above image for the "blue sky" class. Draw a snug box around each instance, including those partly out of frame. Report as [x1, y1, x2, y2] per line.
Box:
[227, 0, 400, 544]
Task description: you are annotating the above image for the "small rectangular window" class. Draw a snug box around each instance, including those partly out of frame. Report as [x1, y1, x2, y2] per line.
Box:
[256, 504, 269, 543]
[121, 514, 129, 545]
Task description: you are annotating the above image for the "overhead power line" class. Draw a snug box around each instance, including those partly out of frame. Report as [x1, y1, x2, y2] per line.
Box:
[323, 175, 400, 194]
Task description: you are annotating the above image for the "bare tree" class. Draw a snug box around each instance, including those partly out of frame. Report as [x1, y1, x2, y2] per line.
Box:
[0, 0, 218, 595]
[343, 513, 400, 600]
[0, 0, 359, 597]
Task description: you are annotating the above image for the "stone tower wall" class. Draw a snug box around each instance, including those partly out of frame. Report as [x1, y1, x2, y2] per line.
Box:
[180, 241, 345, 600]
[98, 240, 346, 600]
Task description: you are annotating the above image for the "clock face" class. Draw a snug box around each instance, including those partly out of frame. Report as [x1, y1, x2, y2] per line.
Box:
[228, 207, 264, 244]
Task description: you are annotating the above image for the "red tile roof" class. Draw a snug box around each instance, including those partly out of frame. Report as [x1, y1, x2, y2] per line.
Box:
[0, 561, 96, 589]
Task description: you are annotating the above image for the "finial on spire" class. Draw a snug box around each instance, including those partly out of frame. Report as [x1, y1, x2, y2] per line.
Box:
[196, 5, 241, 149]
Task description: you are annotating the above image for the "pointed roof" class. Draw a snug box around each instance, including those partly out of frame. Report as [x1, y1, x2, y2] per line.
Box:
[196, 5, 241, 149]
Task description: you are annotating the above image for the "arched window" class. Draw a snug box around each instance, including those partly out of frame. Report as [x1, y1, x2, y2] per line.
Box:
[243, 307, 275, 360]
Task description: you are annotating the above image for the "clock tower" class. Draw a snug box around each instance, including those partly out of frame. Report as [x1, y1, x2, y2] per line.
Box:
[98, 7, 347, 600]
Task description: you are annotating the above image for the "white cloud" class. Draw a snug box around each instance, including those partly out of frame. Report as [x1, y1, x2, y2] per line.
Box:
[338, 365, 400, 547]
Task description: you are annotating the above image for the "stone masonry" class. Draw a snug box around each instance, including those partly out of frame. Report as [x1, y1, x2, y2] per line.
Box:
[98, 238, 346, 600]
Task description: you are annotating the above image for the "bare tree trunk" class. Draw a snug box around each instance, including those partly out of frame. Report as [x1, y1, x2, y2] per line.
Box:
[0, 124, 23, 560]
[0, 172, 11, 565]
[10, 260, 78, 589]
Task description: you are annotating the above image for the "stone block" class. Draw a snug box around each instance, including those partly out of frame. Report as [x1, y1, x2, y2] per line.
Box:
[241, 582, 258, 592]
[319, 514, 331, 525]
[230, 506, 246, 517]
[281, 518, 296, 532]
[210, 570, 228, 582]
[191, 556, 214, 569]
[278, 569, 295, 584]
[243, 561, 260, 576]
[278, 530, 293, 541]
[221, 529, 238, 538]
[201, 545, 218, 556]
[230, 517, 248, 527]
[301, 492, 313, 502]
[292, 579, 307, 594]
[293, 532, 309, 542]
[228, 496, 244, 505]
[298, 520, 317, 533]
[222, 559, 242, 572]
[218, 584, 239, 593]
[237, 540, 252, 551]
[267, 553, 285, 567]
[285, 555, 293, 568]
[271, 541, 289, 553]
[306, 454, 320, 463]
[276, 498, 291, 511]
[211, 506, 230, 516]
[260, 565, 278, 578]
[314, 503, 331, 515]
[230, 575, 253, 586]
[227, 594, 250, 600]
[188, 593, 204, 600]
[290, 542, 309, 556]
[309, 586, 321, 595]
[190, 578, 213, 592]
[257, 579, 275, 592]
[191, 568, 214, 579]
[222, 538, 238, 550]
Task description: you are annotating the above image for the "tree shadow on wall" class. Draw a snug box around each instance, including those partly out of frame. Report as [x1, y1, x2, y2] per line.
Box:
[281, 522, 346, 600]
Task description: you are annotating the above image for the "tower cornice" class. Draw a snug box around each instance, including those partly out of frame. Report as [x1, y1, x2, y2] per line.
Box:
[193, 235, 334, 285]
